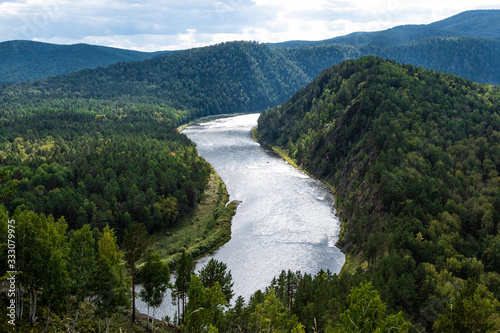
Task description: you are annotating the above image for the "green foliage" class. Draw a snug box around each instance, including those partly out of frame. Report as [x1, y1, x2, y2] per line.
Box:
[139, 251, 170, 308]
[184, 274, 227, 332]
[0, 102, 212, 238]
[122, 221, 149, 322]
[139, 250, 170, 330]
[174, 248, 195, 322]
[0, 40, 169, 85]
[92, 225, 130, 323]
[199, 258, 234, 303]
[433, 279, 499, 332]
[257, 56, 500, 330]
[333, 282, 410, 332]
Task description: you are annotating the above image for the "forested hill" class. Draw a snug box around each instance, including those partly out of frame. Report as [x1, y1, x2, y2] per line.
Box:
[0, 41, 309, 119]
[2, 10, 499, 88]
[256, 56, 500, 329]
[0, 40, 171, 85]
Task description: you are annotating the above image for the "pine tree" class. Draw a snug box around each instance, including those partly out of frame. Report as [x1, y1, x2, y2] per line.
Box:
[122, 221, 149, 322]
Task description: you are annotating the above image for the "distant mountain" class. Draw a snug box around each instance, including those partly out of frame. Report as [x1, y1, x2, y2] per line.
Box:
[373, 37, 500, 85]
[275, 36, 500, 85]
[2, 10, 499, 87]
[0, 41, 310, 119]
[270, 9, 500, 48]
[0, 40, 172, 84]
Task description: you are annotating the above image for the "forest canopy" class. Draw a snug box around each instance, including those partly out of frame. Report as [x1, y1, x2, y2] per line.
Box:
[257, 56, 500, 330]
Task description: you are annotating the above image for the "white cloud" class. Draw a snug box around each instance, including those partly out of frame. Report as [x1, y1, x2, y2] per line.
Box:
[0, 0, 499, 51]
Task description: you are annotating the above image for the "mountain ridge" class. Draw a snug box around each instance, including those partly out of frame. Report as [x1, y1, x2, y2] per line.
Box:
[269, 9, 500, 47]
[0, 40, 173, 85]
[1, 10, 499, 86]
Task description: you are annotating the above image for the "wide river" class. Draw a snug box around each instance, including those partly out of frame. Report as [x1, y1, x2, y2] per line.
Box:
[136, 113, 344, 319]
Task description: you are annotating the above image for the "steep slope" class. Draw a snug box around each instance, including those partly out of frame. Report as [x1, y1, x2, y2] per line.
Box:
[274, 36, 500, 86]
[372, 37, 500, 85]
[0, 40, 171, 84]
[256, 56, 500, 328]
[0, 41, 310, 119]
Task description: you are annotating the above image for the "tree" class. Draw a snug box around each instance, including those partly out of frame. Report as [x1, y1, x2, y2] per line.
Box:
[184, 274, 227, 332]
[93, 225, 130, 333]
[15, 208, 67, 327]
[199, 259, 234, 303]
[122, 221, 149, 322]
[139, 251, 170, 331]
[174, 248, 195, 323]
[334, 282, 410, 332]
[250, 288, 303, 333]
[0, 169, 17, 203]
[67, 224, 96, 331]
[433, 279, 497, 333]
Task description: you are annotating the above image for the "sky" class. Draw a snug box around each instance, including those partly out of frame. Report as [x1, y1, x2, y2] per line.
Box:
[1, 0, 499, 52]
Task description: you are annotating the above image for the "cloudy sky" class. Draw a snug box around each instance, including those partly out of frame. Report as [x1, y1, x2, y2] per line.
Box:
[1, 0, 499, 51]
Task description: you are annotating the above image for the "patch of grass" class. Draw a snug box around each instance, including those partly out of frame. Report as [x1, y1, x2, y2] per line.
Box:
[147, 170, 233, 269]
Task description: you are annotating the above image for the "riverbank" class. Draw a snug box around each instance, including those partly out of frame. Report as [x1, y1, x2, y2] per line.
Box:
[252, 126, 354, 275]
[147, 169, 237, 269]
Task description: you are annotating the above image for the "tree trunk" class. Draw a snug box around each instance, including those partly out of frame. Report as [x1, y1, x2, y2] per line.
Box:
[98, 317, 101, 333]
[16, 287, 22, 320]
[105, 317, 109, 333]
[29, 290, 37, 326]
[131, 263, 136, 322]
[72, 306, 80, 332]
[146, 305, 150, 331]
[44, 304, 50, 333]
[20, 288, 24, 323]
[151, 308, 155, 332]
[177, 295, 181, 325]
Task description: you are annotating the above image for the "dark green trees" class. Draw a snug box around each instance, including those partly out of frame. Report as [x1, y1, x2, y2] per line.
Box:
[199, 258, 234, 303]
[92, 225, 129, 333]
[433, 279, 497, 332]
[122, 221, 149, 322]
[139, 251, 170, 331]
[174, 249, 195, 323]
[257, 56, 500, 330]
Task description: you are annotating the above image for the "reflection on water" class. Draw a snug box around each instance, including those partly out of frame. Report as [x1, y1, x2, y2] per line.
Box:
[136, 113, 345, 319]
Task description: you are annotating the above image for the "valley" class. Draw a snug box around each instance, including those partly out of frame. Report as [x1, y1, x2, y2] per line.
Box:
[0, 9, 499, 332]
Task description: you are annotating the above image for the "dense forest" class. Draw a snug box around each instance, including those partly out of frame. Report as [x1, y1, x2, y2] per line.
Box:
[1, 10, 500, 330]
[0, 100, 211, 237]
[0, 40, 171, 85]
[257, 56, 500, 331]
[3, 11, 499, 88]
[0, 41, 310, 120]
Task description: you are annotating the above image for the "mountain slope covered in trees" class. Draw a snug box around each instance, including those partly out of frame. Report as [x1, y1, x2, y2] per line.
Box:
[0, 41, 309, 119]
[256, 56, 500, 330]
[2, 10, 499, 88]
[0, 40, 172, 85]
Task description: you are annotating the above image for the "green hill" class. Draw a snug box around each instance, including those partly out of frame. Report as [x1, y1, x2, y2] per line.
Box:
[2, 10, 500, 88]
[0, 40, 171, 85]
[256, 56, 500, 330]
[1, 41, 310, 119]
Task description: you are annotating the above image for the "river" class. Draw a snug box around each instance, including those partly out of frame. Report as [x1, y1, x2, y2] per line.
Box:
[136, 113, 345, 320]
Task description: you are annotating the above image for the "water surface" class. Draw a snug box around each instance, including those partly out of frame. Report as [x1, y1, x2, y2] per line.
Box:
[186, 114, 345, 298]
[136, 113, 344, 319]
